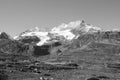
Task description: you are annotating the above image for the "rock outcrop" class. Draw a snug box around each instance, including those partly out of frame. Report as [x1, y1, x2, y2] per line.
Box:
[0, 32, 12, 40]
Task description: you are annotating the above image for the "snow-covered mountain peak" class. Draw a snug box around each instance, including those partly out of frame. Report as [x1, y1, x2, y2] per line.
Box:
[14, 27, 50, 46]
[23, 27, 40, 33]
[51, 20, 101, 33]
[51, 20, 82, 32]
[50, 20, 83, 40]
[32, 27, 40, 32]
[50, 20, 101, 40]
[14, 20, 102, 46]
[84, 24, 101, 32]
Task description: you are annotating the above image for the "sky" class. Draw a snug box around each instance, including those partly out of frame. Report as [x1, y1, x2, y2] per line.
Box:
[0, 0, 120, 36]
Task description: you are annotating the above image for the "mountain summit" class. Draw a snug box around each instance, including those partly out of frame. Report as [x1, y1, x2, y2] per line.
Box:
[50, 20, 101, 40]
[14, 20, 102, 46]
[0, 32, 12, 39]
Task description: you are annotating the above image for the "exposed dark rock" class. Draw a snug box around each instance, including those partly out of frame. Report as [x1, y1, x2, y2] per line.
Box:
[0, 32, 12, 39]
[19, 36, 40, 44]
[40, 64, 78, 70]
[0, 39, 20, 54]
[48, 33, 66, 41]
[0, 70, 8, 80]
[86, 75, 110, 80]
[33, 41, 62, 57]
[101, 31, 111, 39]
[0, 39, 34, 61]
[43, 73, 51, 76]
[107, 63, 120, 69]
[33, 45, 50, 56]
[71, 33, 96, 48]
[96, 76, 110, 79]
[51, 41, 62, 47]
[71, 20, 86, 35]
[86, 77, 99, 80]
[100, 31, 120, 42]
[0, 39, 30, 55]
[56, 49, 62, 53]
[69, 30, 120, 49]
[64, 63, 79, 68]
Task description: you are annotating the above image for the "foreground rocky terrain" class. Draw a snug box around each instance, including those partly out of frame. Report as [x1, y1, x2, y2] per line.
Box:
[0, 20, 120, 80]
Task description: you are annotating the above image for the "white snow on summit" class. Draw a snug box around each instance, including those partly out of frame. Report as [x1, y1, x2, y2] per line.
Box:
[50, 20, 101, 40]
[14, 27, 50, 46]
[50, 21, 82, 40]
[50, 29, 75, 40]
[83, 24, 101, 32]
[51, 21, 81, 31]
[14, 20, 101, 46]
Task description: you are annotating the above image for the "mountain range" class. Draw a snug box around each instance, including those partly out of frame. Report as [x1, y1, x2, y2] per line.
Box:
[0, 20, 120, 56]
[14, 20, 102, 45]
[1, 20, 120, 80]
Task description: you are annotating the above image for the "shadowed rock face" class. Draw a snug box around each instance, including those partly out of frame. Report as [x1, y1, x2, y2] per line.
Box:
[86, 76, 110, 80]
[33, 45, 50, 56]
[19, 36, 40, 44]
[87, 77, 100, 80]
[51, 42, 62, 47]
[0, 70, 8, 80]
[69, 31, 120, 49]
[0, 32, 12, 39]
[0, 39, 30, 55]
[100, 31, 120, 41]
[33, 42, 62, 57]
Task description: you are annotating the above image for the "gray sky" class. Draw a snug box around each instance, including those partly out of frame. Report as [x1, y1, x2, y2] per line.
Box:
[0, 0, 120, 36]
